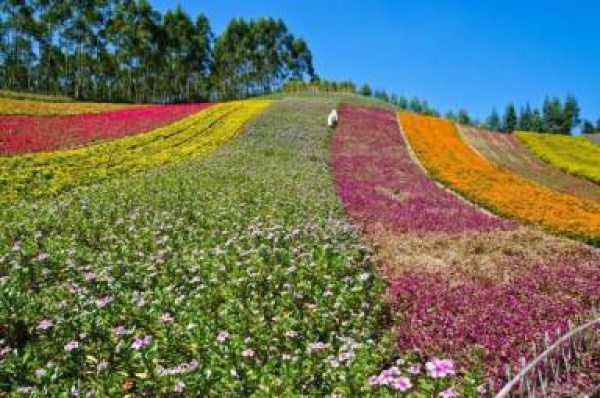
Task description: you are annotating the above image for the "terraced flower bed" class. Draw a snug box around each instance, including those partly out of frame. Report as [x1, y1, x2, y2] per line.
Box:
[0, 103, 212, 154]
[516, 131, 600, 184]
[0, 98, 140, 116]
[398, 112, 600, 244]
[332, 104, 600, 390]
[0, 101, 269, 202]
[0, 98, 413, 396]
[459, 126, 600, 200]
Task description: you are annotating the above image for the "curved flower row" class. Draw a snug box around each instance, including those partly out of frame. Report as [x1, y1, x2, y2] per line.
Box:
[516, 131, 600, 184]
[0, 100, 271, 202]
[0, 98, 141, 116]
[460, 126, 600, 201]
[398, 111, 600, 244]
[332, 104, 600, 390]
[0, 103, 213, 154]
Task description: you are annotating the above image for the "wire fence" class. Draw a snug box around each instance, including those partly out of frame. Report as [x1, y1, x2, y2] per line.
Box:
[494, 311, 599, 397]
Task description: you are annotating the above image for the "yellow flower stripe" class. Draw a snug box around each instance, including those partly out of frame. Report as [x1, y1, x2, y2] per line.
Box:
[0, 98, 141, 115]
[398, 111, 600, 243]
[0, 100, 271, 201]
[516, 131, 600, 183]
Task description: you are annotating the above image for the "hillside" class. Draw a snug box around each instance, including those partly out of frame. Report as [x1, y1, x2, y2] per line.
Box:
[0, 94, 598, 396]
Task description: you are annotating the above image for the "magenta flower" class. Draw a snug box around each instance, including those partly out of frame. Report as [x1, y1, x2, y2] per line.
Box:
[34, 368, 46, 377]
[64, 340, 79, 351]
[392, 377, 412, 392]
[132, 335, 152, 350]
[425, 358, 455, 378]
[36, 319, 53, 330]
[217, 330, 229, 343]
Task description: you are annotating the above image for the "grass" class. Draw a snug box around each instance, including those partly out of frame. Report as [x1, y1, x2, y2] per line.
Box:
[0, 90, 74, 103]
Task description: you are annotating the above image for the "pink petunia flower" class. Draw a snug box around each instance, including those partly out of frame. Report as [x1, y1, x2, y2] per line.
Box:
[392, 377, 412, 392]
[36, 319, 53, 330]
[425, 358, 455, 378]
[64, 340, 79, 351]
[132, 335, 152, 350]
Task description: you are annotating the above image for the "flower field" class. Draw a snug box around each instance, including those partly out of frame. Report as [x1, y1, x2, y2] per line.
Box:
[459, 126, 600, 200]
[399, 111, 600, 244]
[0, 97, 476, 396]
[0, 103, 213, 154]
[0, 98, 140, 116]
[332, 104, 600, 390]
[516, 131, 600, 183]
[0, 101, 269, 202]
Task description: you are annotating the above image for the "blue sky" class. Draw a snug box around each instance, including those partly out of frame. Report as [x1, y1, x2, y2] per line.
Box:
[150, 0, 600, 122]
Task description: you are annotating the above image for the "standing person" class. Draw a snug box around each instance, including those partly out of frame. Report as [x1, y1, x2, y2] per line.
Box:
[328, 109, 338, 128]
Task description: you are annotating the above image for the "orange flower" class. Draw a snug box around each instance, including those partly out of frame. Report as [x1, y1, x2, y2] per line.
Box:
[398, 111, 600, 243]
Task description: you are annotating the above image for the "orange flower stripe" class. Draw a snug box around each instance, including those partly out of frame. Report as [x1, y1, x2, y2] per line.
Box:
[398, 111, 600, 243]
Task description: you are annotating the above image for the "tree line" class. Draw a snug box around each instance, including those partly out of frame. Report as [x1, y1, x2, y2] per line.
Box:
[285, 81, 599, 135]
[0, 1, 314, 103]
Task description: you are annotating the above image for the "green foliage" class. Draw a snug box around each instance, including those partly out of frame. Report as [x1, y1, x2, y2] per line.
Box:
[457, 109, 471, 125]
[581, 120, 595, 134]
[282, 79, 356, 94]
[359, 84, 373, 97]
[0, 90, 72, 102]
[212, 17, 314, 100]
[485, 108, 502, 131]
[502, 103, 517, 132]
[0, 98, 397, 395]
[0, 2, 313, 103]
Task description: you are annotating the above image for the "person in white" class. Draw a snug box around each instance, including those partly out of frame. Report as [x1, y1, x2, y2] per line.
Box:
[327, 109, 338, 128]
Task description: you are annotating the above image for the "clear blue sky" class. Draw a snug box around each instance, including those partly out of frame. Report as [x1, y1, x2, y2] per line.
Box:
[150, 0, 600, 122]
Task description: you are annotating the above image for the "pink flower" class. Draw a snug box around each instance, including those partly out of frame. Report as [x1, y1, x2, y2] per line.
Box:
[392, 377, 412, 392]
[34, 368, 46, 376]
[64, 340, 79, 351]
[84, 272, 97, 281]
[113, 325, 126, 336]
[36, 319, 53, 330]
[242, 349, 255, 358]
[368, 375, 380, 387]
[439, 387, 457, 398]
[173, 380, 186, 393]
[132, 335, 152, 350]
[96, 295, 114, 308]
[425, 358, 455, 378]
[476, 385, 486, 395]
[217, 330, 229, 343]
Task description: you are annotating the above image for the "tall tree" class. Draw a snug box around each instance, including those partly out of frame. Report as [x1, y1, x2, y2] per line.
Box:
[457, 109, 471, 125]
[503, 102, 517, 132]
[542, 97, 564, 133]
[486, 108, 502, 131]
[581, 120, 595, 134]
[359, 83, 372, 97]
[561, 94, 580, 134]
